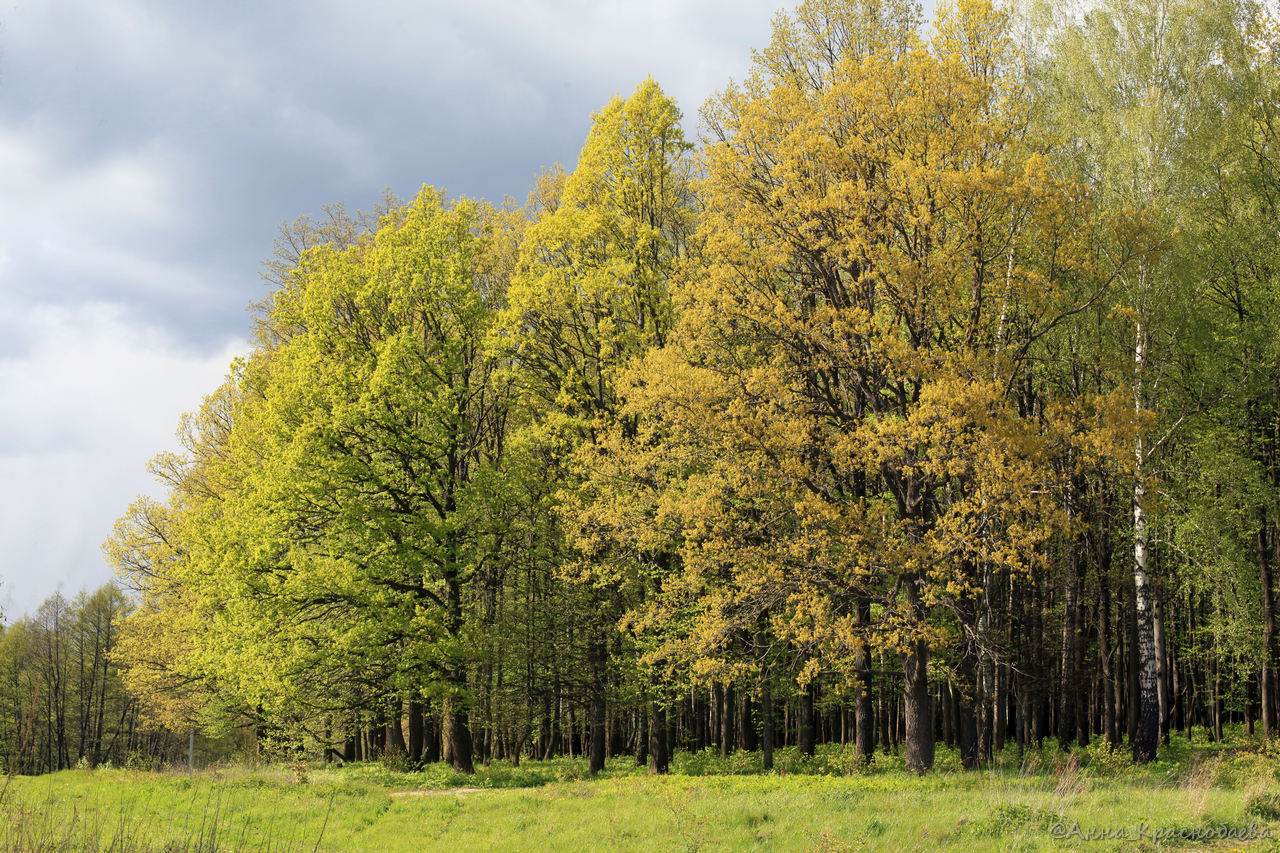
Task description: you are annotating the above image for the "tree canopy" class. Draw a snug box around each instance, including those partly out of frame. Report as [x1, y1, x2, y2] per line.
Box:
[7, 0, 1267, 777]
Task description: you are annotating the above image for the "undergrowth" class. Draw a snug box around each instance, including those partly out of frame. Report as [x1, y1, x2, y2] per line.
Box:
[2, 728, 1279, 851]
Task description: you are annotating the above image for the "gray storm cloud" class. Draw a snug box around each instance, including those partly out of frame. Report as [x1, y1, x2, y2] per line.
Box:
[0, 0, 779, 619]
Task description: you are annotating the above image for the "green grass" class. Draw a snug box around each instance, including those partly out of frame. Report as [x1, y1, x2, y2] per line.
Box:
[4, 735, 1280, 851]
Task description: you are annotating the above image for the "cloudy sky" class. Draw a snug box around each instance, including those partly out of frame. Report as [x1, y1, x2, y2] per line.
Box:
[0, 0, 793, 620]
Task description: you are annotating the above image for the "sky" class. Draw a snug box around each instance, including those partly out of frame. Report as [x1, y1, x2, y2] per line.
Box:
[0, 0, 789, 620]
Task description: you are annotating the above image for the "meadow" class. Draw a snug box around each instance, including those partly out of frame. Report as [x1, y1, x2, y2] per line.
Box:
[4, 734, 1280, 852]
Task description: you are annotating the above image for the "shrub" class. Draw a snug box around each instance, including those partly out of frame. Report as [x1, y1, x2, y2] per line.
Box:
[1082, 740, 1133, 776]
[1245, 789, 1280, 820]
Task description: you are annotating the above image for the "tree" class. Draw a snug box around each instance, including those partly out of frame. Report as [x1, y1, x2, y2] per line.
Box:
[578, 0, 1138, 772]
[496, 77, 697, 774]
[111, 189, 515, 773]
[1034, 0, 1276, 760]
[0, 585, 138, 773]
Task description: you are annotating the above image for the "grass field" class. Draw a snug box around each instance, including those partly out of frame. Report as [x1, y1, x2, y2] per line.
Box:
[4, 736, 1280, 851]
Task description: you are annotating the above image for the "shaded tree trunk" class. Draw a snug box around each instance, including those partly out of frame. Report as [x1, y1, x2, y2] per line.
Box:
[798, 682, 816, 757]
[761, 677, 774, 771]
[1260, 521, 1277, 738]
[903, 580, 935, 772]
[588, 639, 607, 775]
[855, 597, 875, 765]
[408, 698, 424, 763]
[447, 696, 475, 774]
[647, 703, 669, 774]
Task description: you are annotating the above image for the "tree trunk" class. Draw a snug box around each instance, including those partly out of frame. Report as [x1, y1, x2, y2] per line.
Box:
[798, 682, 816, 757]
[424, 708, 441, 764]
[1260, 521, 1277, 738]
[408, 698, 424, 762]
[739, 692, 757, 752]
[761, 677, 775, 771]
[1099, 558, 1119, 749]
[720, 684, 735, 756]
[710, 685, 722, 753]
[447, 698, 475, 774]
[647, 703, 669, 774]
[1154, 588, 1169, 745]
[634, 707, 649, 766]
[389, 698, 407, 756]
[953, 680, 979, 769]
[903, 578, 935, 772]
[855, 597, 875, 765]
[1133, 470, 1160, 762]
[1059, 548, 1079, 750]
[588, 639, 607, 774]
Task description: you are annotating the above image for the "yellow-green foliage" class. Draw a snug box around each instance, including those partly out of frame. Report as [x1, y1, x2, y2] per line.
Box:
[108, 189, 515, 732]
[564, 0, 1146, 708]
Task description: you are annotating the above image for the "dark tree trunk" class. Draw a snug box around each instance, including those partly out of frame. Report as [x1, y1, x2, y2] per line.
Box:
[447, 701, 475, 774]
[1261, 521, 1278, 738]
[1154, 588, 1169, 745]
[1098, 529, 1119, 749]
[587, 636, 608, 774]
[408, 698, 424, 762]
[855, 597, 875, 765]
[634, 707, 649, 767]
[739, 691, 757, 752]
[538, 691, 553, 760]
[648, 703, 669, 774]
[389, 698, 407, 756]
[903, 581, 935, 771]
[424, 708, 441, 764]
[878, 652, 891, 754]
[1060, 550, 1080, 750]
[720, 685, 735, 756]
[369, 713, 387, 755]
[589, 692, 606, 775]
[954, 680, 979, 770]
[798, 682, 816, 757]
[761, 678, 774, 771]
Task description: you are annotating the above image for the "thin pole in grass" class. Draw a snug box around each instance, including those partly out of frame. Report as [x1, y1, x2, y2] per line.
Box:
[312, 790, 335, 853]
[235, 810, 252, 852]
[180, 783, 199, 844]
[196, 779, 219, 851]
[208, 785, 224, 852]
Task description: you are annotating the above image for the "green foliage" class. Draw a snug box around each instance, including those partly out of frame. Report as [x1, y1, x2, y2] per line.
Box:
[1246, 789, 1280, 821]
[0, 585, 159, 775]
[80, 0, 1280, 789]
[963, 803, 1061, 838]
[1081, 740, 1135, 777]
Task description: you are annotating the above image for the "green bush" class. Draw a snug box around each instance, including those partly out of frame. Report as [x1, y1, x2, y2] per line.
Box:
[1082, 740, 1133, 776]
[1245, 789, 1280, 820]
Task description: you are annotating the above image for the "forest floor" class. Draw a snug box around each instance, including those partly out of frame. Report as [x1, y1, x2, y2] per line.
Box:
[4, 734, 1280, 851]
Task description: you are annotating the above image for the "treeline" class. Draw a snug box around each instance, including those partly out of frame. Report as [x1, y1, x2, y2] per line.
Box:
[90, 0, 1280, 776]
[0, 585, 185, 773]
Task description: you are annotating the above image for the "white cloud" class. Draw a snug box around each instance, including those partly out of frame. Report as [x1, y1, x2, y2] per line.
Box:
[270, 99, 379, 185]
[0, 121, 215, 305]
[0, 298, 247, 620]
[0, 123, 181, 231]
[293, 0, 780, 131]
[0, 0, 804, 622]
